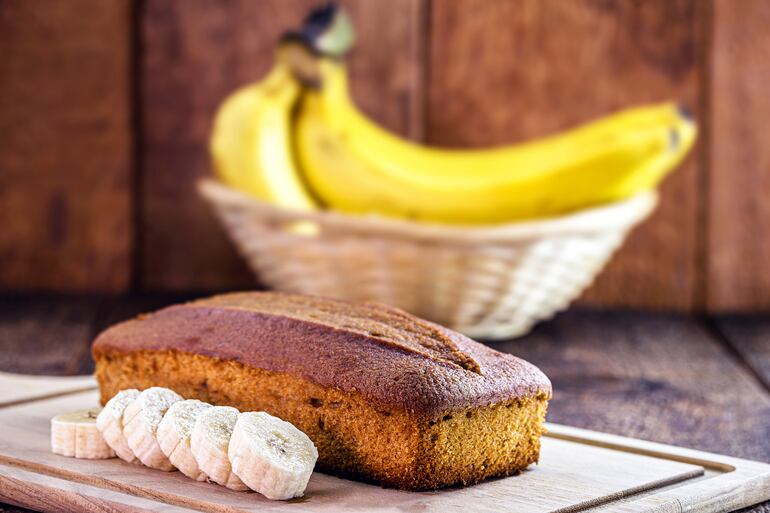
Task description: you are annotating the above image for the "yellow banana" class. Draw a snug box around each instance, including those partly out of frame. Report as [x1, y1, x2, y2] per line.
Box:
[292, 58, 697, 223]
[210, 3, 697, 225]
[210, 62, 317, 211]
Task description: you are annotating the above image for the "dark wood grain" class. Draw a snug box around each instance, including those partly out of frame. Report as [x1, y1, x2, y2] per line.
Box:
[427, 0, 704, 310]
[707, 0, 770, 311]
[499, 310, 770, 462]
[140, 0, 426, 291]
[0, 506, 36, 513]
[716, 316, 770, 392]
[0, 296, 102, 376]
[0, 0, 133, 293]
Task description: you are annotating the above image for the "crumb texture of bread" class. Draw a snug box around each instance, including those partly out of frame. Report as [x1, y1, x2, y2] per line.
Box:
[92, 292, 551, 490]
[95, 350, 549, 490]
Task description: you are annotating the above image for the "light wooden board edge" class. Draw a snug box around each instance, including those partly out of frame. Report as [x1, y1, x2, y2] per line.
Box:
[0, 385, 766, 512]
[0, 455, 238, 513]
[0, 389, 713, 513]
[0, 422, 764, 513]
[551, 468, 706, 513]
[0, 450, 707, 513]
[545, 423, 770, 513]
[0, 373, 97, 408]
[0, 462, 196, 513]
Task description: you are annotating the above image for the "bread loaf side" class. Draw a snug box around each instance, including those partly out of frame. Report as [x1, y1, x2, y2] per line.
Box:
[93, 292, 551, 489]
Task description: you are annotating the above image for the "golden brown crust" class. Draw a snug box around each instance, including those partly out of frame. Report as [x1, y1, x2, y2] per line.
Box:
[91, 292, 551, 417]
[93, 349, 548, 490]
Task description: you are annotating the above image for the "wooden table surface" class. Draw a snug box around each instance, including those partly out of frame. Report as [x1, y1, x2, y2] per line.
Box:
[1, 294, 769, 513]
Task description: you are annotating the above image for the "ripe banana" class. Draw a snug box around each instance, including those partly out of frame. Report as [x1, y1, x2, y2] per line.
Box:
[293, 58, 697, 224]
[210, 4, 697, 225]
[51, 389, 318, 500]
[51, 408, 115, 459]
[210, 61, 317, 212]
[229, 411, 318, 500]
[96, 388, 140, 463]
[157, 399, 212, 481]
[122, 387, 182, 471]
[190, 405, 249, 491]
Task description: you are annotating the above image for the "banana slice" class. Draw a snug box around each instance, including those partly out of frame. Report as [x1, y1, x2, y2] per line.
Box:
[190, 406, 248, 490]
[229, 411, 318, 500]
[157, 399, 212, 481]
[51, 408, 116, 459]
[122, 387, 182, 471]
[96, 389, 140, 463]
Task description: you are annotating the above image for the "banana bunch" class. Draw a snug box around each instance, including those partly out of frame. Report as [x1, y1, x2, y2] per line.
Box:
[210, 5, 697, 224]
[51, 387, 318, 501]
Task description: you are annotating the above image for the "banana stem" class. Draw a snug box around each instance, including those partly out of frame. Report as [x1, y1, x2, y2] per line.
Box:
[279, 4, 355, 87]
[281, 3, 355, 58]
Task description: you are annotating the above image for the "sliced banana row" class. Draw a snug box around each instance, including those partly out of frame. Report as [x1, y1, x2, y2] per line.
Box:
[191, 406, 249, 491]
[50, 387, 318, 500]
[123, 387, 182, 470]
[230, 412, 318, 500]
[95, 388, 140, 463]
[157, 399, 211, 481]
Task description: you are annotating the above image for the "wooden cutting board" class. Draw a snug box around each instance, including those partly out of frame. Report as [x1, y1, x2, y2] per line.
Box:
[0, 372, 95, 407]
[0, 387, 768, 513]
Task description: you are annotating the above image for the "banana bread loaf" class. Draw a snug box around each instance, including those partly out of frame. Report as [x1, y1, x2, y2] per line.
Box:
[92, 292, 551, 490]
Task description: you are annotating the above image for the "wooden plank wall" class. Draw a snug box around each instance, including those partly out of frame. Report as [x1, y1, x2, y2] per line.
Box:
[707, 0, 770, 311]
[1, 0, 769, 312]
[0, 0, 133, 292]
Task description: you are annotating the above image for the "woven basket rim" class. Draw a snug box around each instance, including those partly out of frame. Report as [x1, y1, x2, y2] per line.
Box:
[199, 179, 657, 244]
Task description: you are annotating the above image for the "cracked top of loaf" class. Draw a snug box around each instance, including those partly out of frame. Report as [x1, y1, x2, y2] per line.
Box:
[92, 292, 551, 416]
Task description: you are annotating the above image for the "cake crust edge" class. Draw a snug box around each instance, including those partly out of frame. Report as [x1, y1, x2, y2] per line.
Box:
[91, 292, 552, 417]
[93, 347, 549, 490]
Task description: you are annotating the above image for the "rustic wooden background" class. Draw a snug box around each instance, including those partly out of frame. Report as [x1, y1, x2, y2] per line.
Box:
[1, 0, 769, 312]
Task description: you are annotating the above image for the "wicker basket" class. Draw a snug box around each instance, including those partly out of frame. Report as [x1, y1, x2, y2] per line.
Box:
[199, 179, 657, 340]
